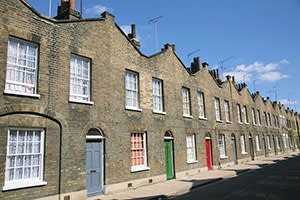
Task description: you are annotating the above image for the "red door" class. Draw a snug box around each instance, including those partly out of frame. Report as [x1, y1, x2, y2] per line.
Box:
[206, 139, 212, 170]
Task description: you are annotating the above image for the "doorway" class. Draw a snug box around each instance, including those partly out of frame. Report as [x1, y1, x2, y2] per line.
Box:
[164, 131, 175, 179]
[205, 135, 213, 170]
[231, 134, 238, 164]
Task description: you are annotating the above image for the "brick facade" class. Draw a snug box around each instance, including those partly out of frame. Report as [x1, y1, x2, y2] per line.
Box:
[0, 1, 299, 199]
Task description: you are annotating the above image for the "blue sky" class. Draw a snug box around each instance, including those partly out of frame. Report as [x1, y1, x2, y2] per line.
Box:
[27, 0, 300, 112]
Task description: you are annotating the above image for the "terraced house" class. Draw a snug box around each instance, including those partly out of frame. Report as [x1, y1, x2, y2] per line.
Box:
[0, 0, 299, 200]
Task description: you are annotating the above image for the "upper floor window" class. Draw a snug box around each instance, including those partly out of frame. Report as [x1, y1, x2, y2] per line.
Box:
[152, 78, 164, 113]
[130, 132, 148, 172]
[257, 110, 261, 125]
[273, 115, 277, 128]
[3, 129, 46, 191]
[125, 70, 140, 110]
[197, 91, 206, 119]
[186, 134, 197, 163]
[5, 38, 39, 96]
[224, 100, 231, 122]
[242, 106, 248, 123]
[267, 135, 271, 149]
[182, 87, 191, 117]
[237, 104, 242, 123]
[218, 134, 227, 158]
[70, 55, 91, 103]
[251, 108, 257, 125]
[214, 97, 221, 121]
[268, 113, 272, 126]
[264, 112, 269, 127]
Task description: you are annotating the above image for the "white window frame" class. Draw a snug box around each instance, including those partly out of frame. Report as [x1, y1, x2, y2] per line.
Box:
[275, 136, 280, 150]
[242, 106, 248, 124]
[69, 55, 92, 104]
[186, 134, 197, 163]
[5, 38, 40, 97]
[255, 135, 261, 151]
[182, 87, 192, 118]
[237, 104, 242, 124]
[264, 112, 269, 127]
[152, 78, 165, 114]
[197, 91, 206, 119]
[257, 110, 261, 126]
[125, 70, 141, 111]
[252, 108, 257, 125]
[214, 97, 221, 121]
[3, 129, 47, 191]
[268, 113, 272, 126]
[224, 100, 231, 122]
[130, 132, 149, 172]
[267, 135, 271, 149]
[218, 134, 227, 158]
[240, 135, 247, 154]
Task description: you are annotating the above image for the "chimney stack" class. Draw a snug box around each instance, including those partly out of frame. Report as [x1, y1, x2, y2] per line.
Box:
[128, 24, 140, 49]
[191, 57, 201, 74]
[55, 0, 81, 20]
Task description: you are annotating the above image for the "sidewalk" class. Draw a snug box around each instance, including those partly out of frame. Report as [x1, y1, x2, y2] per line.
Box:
[90, 151, 300, 200]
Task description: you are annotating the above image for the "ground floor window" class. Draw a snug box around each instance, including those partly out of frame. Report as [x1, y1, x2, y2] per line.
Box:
[218, 134, 227, 158]
[186, 134, 197, 163]
[130, 132, 148, 172]
[255, 135, 261, 151]
[240, 135, 247, 154]
[267, 135, 271, 149]
[4, 129, 45, 190]
[275, 136, 280, 150]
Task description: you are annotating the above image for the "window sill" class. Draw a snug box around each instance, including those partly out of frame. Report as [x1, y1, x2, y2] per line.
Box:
[220, 156, 228, 160]
[183, 115, 193, 119]
[257, 149, 261, 152]
[216, 120, 223, 123]
[153, 110, 166, 115]
[187, 160, 198, 164]
[241, 152, 248, 155]
[238, 122, 243, 125]
[226, 121, 232, 124]
[244, 122, 249, 125]
[131, 166, 150, 173]
[2, 181, 47, 191]
[199, 116, 207, 120]
[125, 106, 143, 112]
[69, 99, 94, 105]
[4, 90, 41, 98]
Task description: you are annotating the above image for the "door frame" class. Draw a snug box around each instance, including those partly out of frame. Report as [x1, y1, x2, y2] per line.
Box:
[86, 128, 105, 197]
[164, 131, 175, 180]
[249, 134, 255, 160]
[205, 135, 213, 170]
[231, 134, 238, 164]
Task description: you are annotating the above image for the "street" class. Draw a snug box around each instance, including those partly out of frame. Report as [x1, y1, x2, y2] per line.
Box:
[173, 155, 300, 200]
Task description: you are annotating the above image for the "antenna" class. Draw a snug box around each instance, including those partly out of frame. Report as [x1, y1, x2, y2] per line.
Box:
[218, 56, 234, 70]
[187, 49, 200, 59]
[148, 16, 163, 52]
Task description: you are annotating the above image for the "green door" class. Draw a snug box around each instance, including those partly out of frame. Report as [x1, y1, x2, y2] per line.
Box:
[164, 140, 174, 179]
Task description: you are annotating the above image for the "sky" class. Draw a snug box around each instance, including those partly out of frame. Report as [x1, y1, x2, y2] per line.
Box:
[26, 0, 300, 113]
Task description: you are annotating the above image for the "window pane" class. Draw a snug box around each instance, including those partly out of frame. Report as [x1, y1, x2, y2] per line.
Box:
[5, 38, 38, 94]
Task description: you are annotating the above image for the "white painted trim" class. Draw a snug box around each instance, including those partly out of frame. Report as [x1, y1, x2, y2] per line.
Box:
[164, 136, 174, 140]
[153, 110, 166, 115]
[86, 135, 105, 140]
[4, 90, 41, 98]
[69, 98, 94, 105]
[183, 114, 193, 119]
[125, 106, 142, 112]
[3, 181, 47, 191]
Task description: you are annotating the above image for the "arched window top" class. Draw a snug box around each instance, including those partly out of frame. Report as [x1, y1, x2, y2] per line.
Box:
[86, 128, 105, 140]
[164, 131, 173, 139]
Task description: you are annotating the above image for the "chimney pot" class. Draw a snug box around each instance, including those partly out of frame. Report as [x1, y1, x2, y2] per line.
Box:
[131, 24, 136, 38]
[226, 75, 231, 81]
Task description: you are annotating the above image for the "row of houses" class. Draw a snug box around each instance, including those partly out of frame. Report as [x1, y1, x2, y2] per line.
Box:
[0, 0, 299, 199]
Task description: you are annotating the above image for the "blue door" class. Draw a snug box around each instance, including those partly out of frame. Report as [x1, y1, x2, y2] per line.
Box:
[86, 140, 104, 196]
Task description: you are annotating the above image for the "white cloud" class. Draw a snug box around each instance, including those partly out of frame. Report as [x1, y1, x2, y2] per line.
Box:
[223, 71, 252, 83]
[279, 59, 290, 65]
[85, 4, 112, 16]
[259, 71, 289, 82]
[224, 60, 289, 83]
[236, 61, 278, 73]
[279, 99, 298, 105]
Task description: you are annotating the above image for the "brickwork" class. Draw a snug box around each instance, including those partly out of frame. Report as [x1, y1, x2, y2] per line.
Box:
[0, 1, 299, 199]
